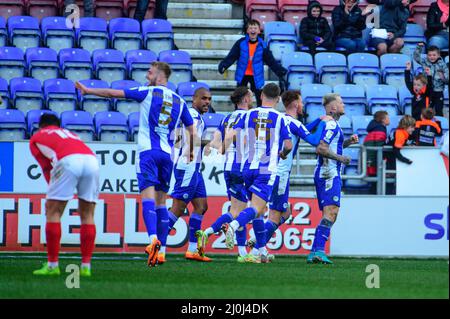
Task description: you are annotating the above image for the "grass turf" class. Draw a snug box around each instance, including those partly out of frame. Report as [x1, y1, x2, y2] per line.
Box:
[0, 254, 448, 299]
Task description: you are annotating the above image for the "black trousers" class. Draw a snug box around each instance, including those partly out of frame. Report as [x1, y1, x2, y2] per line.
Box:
[303, 39, 335, 55]
[134, 0, 169, 22]
[238, 75, 262, 106]
[430, 91, 444, 117]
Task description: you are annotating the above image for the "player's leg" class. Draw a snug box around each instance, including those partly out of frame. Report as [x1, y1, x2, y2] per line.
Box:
[155, 190, 169, 264]
[232, 198, 249, 260]
[78, 199, 96, 277]
[187, 196, 211, 261]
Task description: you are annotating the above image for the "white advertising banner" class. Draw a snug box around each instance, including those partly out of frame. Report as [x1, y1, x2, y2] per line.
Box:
[331, 196, 449, 257]
[396, 148, 449, 196]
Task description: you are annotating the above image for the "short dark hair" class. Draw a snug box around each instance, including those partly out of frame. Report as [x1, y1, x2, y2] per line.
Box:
[414, 74, 428, 86]
[194, 87, 210, 99]
[374, 110, 388, 123]
[230, 86, 249, 108]
[151, 61, 171, 79]
[427, 45, 440, 54]
[281, 90, 300, 107]
[422, 107, 435, 120]
[39, 113, 60, 128]
[262, 83, 280, 100]
[246, 19, 261, 29]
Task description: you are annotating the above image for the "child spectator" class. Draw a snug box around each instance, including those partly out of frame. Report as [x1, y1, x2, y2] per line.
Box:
[218, 19, 287, 107]
[426, 0, 449, 50]
[404, 61, 433, 121]
[386, 115, 416, 166]
[300, 1, 334, 55]
[413, 108, 443, 146]
[414, 44, 449, 116]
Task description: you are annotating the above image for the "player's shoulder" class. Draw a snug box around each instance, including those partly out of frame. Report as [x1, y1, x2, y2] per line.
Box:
[188, 107, 201, 119]
[324, 119, 338, 130]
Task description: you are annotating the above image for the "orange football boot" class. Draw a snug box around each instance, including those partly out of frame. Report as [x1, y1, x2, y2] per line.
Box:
[145, 238, 161, 267]
[185, 251, 212, 262]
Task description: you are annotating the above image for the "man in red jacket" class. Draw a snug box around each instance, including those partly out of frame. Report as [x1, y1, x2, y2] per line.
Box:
[29, 113, 99, 277]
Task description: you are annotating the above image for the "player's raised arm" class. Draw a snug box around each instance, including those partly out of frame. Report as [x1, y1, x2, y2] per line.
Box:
[343, 134, 359, 148]
[75, 81, 125, 99]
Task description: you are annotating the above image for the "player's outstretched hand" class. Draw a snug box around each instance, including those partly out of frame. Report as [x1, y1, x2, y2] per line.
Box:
[75, 81, 89, 95]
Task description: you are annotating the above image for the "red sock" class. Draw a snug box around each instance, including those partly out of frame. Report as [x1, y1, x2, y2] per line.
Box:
[45, 222, 61, 263]
[80, 224, 96, 264]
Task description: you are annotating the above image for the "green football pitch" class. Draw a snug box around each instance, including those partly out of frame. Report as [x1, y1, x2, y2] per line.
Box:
[0, 253, 448, 299]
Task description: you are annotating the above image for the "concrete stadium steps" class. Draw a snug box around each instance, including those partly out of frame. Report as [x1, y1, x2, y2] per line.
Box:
[174, 34, 242, 51]
[193, 64, 268, 81]
[167, 3, 233, 19]
[170, 19, 244, 35]
[184, 49, 229, 64]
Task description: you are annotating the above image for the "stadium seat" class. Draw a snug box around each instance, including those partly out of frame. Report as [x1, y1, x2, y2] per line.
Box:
[125, 0, 155, 20]
[398, 85, 412, 115]
[92, 49, 126, 84]
[314, 52, 348, 87]
[436, 116, 449, 134]
[43, 78, 77, 115]
[77, 79, 111, 115]
[0, 46, 25, 82]
[380, 54, 410, 88]
[386, 115, 402, 135]
[159, 50, 192, 86]
[0, 17, 6, 47]
[27, 0, 58, 21]
[26, 109, 57, 136]
[444, 85, 449, 109]
[167, 81, 177, 92]
[0, 78, 10, 109]
[351, 115, 373, 141]
[7, 16, 40, 51]
[111, 80, 141, 115]
[278, 0, 309, 32]
[177, 81, 210, 108]
[301, 83, 332, 122]
[0, 108, 26, 141]
[59, 48, 92, 82]
[410, 0, 431, 29]
[347, 53, 380, 87]
[25, 47, 59, 83]
[76, 17, 109, 54]
[366, 85, 400, 117]
[94, 111, 129, 142]
[333, 84, 367, 117]
[264, 21, 297, 61]
[41, 16, 75, 53]
[344, 165, 370, 189]
[95, 0, 124, 21]
[281, 52, 315, 90]
[125, 49, 157, 84]
[203, 112, 226, 141]
[142, 19, 173, 55]
[338, 115, 353, 138]
[61, 110, 96, 142]
[246, 0, 279, 30]
[0, 1, 25, 20]
[10, 77, 44, 113]
[403, 23, 426, 55]
[128, 111, 140, 142]
[109, 18, 142, 54]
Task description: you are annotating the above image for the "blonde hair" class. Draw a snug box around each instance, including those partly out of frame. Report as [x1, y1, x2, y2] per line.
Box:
[398, 115, 416, 129]
[323, 93, 340, 106]
[151, 61, 171, 79]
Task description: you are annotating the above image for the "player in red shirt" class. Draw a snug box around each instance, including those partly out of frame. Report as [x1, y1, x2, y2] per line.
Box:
[30, 114, 100, 277]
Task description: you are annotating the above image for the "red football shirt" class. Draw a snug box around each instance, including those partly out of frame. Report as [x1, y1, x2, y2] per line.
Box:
[29, 126, 95, 183]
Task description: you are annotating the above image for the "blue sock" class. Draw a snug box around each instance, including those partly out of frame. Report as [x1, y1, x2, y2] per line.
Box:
[156, 206, 169, 247]
[189, 213, 203, 244]
[236, 226, 247, 247]
[168, 210, 179, 230]
[210, 212, 233, 233]
[235, 207, 257, 228]
[265, 220, 279, 244]
[311, 218, 334, 252]
[252, 217, 267, 251]
[142, 199, 156, 238]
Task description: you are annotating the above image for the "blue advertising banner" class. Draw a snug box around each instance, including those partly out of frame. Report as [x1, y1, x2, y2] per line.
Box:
[0, 142, 14, 191]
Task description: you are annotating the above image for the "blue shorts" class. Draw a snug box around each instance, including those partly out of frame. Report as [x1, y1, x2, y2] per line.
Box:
[224, 170, 248, 203]
[171, 168, 207, 203]
[269, 174, 290, 213]
[314, 176, 342, 211]
[136, 149, 173, 193]
[243, 169, 276, 203]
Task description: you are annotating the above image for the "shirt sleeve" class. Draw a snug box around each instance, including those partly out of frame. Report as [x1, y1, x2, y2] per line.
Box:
[279, 116, 291, 142]
[394, 130, 408, 149]
[233, 113, 246, 130]
[320, 120, 338, 145]
[124, 86, 150, 103]
[29, 135, 52, 184]
[180, 103, 194, 127]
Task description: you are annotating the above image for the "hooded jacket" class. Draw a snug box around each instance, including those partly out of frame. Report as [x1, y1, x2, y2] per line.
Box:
[426, 1, 450, 39]
[364, 119, 388, 175]
[405, 69, 434, 121]
[299, 1, 332, 43]
[414, 44, 449, 92]
[332, 2, 366, 39]
[379, 0, 412, 39]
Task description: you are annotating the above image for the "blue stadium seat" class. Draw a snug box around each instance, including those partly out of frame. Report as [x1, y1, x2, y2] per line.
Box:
[125, 49, 158, 84]
[25, 47, 59, 83]
[0, 78, 10, 108]
[77, 79, 111, 115]
[444, 85, 449, 109]
[177, 81, 210, 108]
[167, 81, 177, 92]
[338, 115, 353, 138]
[111, 80, 141, 115]
[281, 52, 316, 90]
[142, 19, 174, 55]
[435, 116, 449, 135]
[41, 16, 75, 53]
[92, 49, 126, 84]
[159, 50, 192, 86]
[94, 111, 129, 142]
[344, 165, 370, 189]
[76, 17, 109, 54]
[264, 21, 298, 61]
[203, 112, 226, 141]
[128, 111, 140, 142]
[0, 108, 26, 141]
[0, 17, 6, 47]
[7, 16, 40, 51]
[412, 54, 425, 75]
[351, 115, 373, 142]
[366, 85, 400, 117]
[43, 78, 77, 115]
[398, 85, 412, 115]
[403, 23, 426, 56]
[61, 110, 95, 142]
[380, 53, 410, 88]
[0, 46, 25, 82]
[26, 109, 57, 136]
[347, 53, 380, 87]
[10, 77, 44, 113]
[109, 18, 142, 54]
[302, 83, 332, 122]
[314, 52, 348, 87]
[386, 115, 402, 135]
[59, 48, 93, 82]
[333, 84, 367, 117]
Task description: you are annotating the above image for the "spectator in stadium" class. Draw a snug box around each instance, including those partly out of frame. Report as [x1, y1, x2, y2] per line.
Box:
[218, 19, 287, 107]
[299, 1, 334, 55]
[134, 0, 169, 22]
[405, 61, 433, 121]
[413, 108, 443, 146]
[64, 0, 94, 17]
[371, 0, 414, 56]
[414, 43, 449, 116]
[386, 114, 416, 167]
[426, 0, 449, 50]
[332, 0, 373, 53]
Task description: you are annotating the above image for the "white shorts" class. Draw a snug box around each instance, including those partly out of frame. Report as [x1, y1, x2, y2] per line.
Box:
[47, 154, 100, 202]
